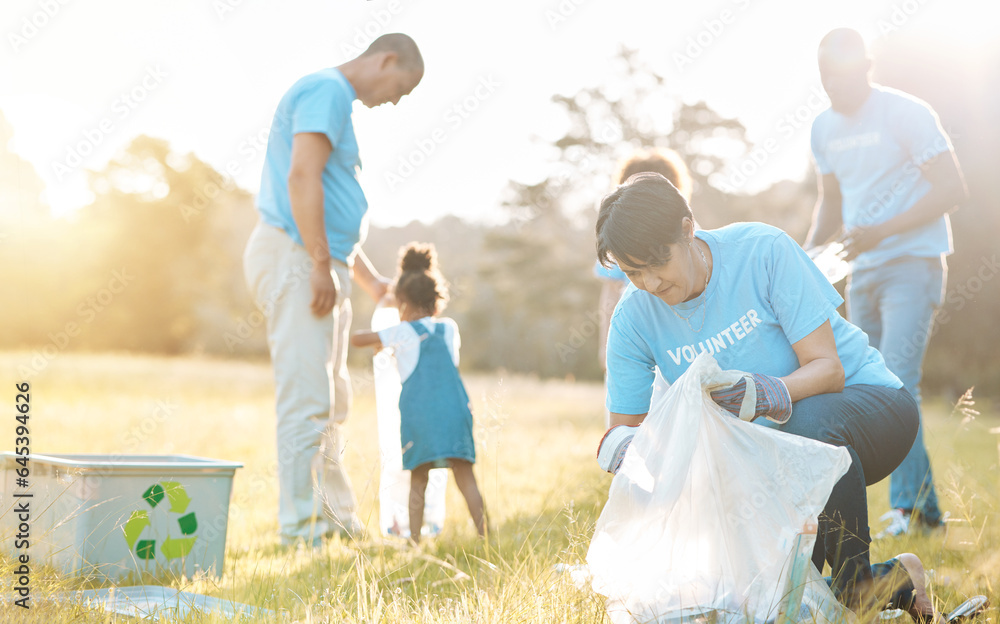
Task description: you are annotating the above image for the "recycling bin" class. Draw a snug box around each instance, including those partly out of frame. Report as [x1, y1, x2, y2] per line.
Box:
[0, 453, 242, 581]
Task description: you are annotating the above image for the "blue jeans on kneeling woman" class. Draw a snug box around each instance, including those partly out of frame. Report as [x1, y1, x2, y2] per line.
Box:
[758, 383, 919, 594]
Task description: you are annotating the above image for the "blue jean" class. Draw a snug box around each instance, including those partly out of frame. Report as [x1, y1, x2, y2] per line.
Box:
[758, 384, 918, 593]
[847, 256, 945, 524]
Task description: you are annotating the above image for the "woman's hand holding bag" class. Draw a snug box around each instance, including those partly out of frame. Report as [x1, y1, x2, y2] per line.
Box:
[596, 425, 639, 474]
[709, 372, 792, 424]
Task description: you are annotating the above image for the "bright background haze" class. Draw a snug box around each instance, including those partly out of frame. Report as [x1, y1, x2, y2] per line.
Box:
[2, 0, 997, 226]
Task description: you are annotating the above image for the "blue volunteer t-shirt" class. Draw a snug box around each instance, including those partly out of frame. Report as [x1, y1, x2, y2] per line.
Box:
[606, 223, 901, 415]
[257, 68, 368, 264]
[811, 86, 953, 272]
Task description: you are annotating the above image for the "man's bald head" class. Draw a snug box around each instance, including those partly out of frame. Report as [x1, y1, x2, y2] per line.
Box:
[341, 33, 423, 108]
[362, 33, 423, 74]
[817, 28, 872, 114]
[818, 28, 869, 71]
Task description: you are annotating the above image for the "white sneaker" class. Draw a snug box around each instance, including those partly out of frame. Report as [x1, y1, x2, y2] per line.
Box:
[874, 508, 910, 540]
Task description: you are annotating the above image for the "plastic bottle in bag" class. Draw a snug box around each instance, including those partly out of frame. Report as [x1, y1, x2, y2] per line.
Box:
[807, 242, 850, 285]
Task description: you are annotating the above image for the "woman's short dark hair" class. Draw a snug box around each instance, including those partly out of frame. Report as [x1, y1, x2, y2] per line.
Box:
[596, 172, 694, 269]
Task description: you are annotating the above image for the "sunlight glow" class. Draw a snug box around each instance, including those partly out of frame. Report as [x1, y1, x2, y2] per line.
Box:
[1, 0, 996, 223]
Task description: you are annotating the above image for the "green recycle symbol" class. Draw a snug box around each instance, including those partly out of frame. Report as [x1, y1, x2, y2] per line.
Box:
[122, 481, 198, 560]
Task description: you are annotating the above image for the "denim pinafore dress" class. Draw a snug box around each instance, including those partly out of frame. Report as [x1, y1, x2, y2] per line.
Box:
[399, 320, 476, 471]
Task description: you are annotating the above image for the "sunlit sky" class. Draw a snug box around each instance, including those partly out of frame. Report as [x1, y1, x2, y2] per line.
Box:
[2, 0, 997, 227]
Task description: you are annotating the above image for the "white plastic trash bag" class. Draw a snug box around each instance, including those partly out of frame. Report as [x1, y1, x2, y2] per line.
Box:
[371, 304, 447, 538]
[588, 352, 854, 624]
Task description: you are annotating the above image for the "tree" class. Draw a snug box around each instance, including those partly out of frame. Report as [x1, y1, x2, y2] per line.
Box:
[466, 48, 759, 381]
[0, 110, 47, 223]
[66, 136, 257, 353]
[0, 109, 62, 352]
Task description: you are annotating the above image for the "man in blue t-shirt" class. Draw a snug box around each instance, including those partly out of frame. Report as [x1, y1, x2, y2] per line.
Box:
[243, 33, 423, 546]
[806, 28, 968, 537]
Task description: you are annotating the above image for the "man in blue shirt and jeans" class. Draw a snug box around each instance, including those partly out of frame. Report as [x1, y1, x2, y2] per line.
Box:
[243, 33, 423, 545]
[807, 28, 967, 537]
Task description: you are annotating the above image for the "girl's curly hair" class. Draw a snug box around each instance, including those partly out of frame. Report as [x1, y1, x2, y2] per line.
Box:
[395, 242, 449, 314]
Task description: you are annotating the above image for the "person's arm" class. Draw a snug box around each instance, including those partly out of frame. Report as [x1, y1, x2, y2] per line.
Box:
[350, 330, 383, 349]
[598, 314, 654, 472]
[712, 232, 847, 421]
[805, 173, 843, 249]
[609, 412, 646, 428]
[710, 320, 842, 422]
[840, 151, 967, 260]
[352, 247, 391, 302]
[779, 320, 845, 401]
[288, 132, 336, 317]
[603, 313, 656, 427]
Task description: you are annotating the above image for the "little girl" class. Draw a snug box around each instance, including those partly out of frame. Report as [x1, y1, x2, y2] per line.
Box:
[351, 242, 486, 543]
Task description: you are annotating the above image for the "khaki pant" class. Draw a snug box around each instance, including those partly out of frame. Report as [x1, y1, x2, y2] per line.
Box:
[243, 222, 361, 541]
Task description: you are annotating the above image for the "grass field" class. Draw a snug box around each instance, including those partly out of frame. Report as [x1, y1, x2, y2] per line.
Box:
[0, 351, 998, 623]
